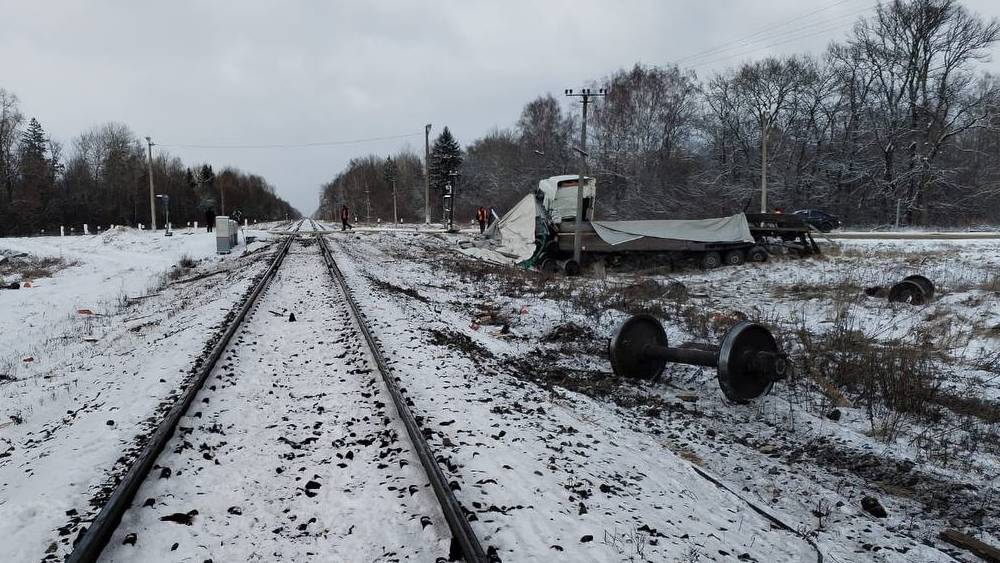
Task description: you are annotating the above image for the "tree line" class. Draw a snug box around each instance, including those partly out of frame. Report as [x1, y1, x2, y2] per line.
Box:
[319, 0, 1000, 227]
[0, 92, 299, 236]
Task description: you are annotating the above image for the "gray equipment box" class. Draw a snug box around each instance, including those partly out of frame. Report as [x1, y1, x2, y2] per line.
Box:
[216, 216, 239, 254]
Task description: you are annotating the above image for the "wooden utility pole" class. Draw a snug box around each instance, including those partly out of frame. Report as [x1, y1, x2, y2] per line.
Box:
[564, 88, 605, 266]
[424, 124, 432, 224]
[145, 137, 157, 230]
[760, 118, 768, 213]
[392, 178, 398, 225]
[364, 185, 372, 224]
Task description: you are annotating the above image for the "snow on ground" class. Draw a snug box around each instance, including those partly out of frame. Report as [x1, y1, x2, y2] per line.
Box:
[3, 223, 996, 562]
[329, 234, 818, 561]
[327, 230, 999, 562]
[102, 239, 450, 561]
[0, 226, 282, 561]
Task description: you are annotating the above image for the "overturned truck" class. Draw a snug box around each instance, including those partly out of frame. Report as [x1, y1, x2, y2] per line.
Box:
[488, 175, 820, 272]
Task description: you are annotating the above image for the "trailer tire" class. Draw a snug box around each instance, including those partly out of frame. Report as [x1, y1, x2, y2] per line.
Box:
[564, 259, 581, 276]
[723, 250, 745, 266]
[701, 252, 722, 269]
[748, 246, 768, 263]
[537, 258, 559, 274]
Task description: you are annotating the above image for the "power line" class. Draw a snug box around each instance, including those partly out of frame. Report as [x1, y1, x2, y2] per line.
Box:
[157, 132, 423, 150]
[674, 0, 862, 65]
[689, 12, 873, 70]
[683, 4, 876, 69]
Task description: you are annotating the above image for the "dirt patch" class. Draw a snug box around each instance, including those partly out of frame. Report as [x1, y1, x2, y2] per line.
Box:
[0, 253, 77, 281]
[370, 278, 429, 303]
[542, 322, 597, 343]
[508, 348, 702, 418]
[426, 328, 494, 359]
[792, 439, 996, 529]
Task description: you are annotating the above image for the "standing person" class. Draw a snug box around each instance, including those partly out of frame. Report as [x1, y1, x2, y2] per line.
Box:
[204, 207, 215, 232]
[340, 204, 352, 231]
[476, 206, 487, 234]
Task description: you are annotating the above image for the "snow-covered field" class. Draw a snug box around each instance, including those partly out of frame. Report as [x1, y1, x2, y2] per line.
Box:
[0, 226, 282, 561]
[2, 224, 997, 562]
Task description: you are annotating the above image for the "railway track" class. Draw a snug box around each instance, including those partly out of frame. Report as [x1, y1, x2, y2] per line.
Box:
[66, 219, 488, 562]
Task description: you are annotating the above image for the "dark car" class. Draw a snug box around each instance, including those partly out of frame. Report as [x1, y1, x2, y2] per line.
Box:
[793, 209, 842, 232]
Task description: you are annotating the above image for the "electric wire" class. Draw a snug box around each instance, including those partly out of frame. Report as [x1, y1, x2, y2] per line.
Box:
[156, 132, 423, 150]
[674, 0, 863, 65]
[688, 8, 876, 70]
[683, 5, 877, 70]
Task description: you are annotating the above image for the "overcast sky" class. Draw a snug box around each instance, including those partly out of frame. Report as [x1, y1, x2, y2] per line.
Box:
[3, 0, 1000, 215]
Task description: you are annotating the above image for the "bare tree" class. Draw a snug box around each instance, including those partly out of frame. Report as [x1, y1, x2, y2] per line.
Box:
[0, 88, 23, 204]
[850, 0, 1000, 222]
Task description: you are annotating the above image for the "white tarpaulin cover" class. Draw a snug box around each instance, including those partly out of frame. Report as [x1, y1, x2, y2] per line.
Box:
[487, 193, 538, 261]
[591, 214, 754, 245]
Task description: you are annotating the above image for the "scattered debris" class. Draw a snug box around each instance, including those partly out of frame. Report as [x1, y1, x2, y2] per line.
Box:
[866, 274, 936, 305]
[159, 510, 198, 525]
[938, 528, 1000, 562]
[861, 496, 887, 518]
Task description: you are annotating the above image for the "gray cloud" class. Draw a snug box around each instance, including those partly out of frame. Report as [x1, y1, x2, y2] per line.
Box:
[3, 0, 998, 214]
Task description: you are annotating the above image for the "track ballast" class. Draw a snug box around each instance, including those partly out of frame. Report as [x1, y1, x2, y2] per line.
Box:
[66, 220, 488, 562]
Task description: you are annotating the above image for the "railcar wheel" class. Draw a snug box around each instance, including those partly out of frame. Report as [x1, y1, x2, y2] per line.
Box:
[608, 314, 668, 380]
[902, 274, 935, 301]
[717, 321, 785, 403]
[888, 280, 926, 305]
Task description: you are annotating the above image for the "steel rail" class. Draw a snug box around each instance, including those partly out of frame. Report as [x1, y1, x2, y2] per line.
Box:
[66, 231, 297, 563]
[316, 234, 490, 563]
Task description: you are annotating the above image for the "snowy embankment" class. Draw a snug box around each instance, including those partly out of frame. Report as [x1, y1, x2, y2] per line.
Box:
[329, 231, 999, 562]
[0, 227, 277, 561]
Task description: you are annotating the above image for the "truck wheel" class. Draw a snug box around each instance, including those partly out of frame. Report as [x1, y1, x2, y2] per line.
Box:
[701, 252, 722, 269]
[537, 258, 559, 274]
[564, 259, 581, 276]
[748, 246, 768, 263]
[723, 250, 745, 266]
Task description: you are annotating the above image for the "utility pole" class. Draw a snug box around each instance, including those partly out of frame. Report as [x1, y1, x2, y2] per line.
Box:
[446, 171, 458, 232]
[760, 117, 768, 213]
[145, 136, 157, 231]
[364, 185, 372, 224]
[564, 87, 605, 266]
[424, 123, 432, 224]
[391, 178, 398, 225]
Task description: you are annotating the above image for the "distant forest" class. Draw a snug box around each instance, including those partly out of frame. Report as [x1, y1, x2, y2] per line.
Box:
[319, 0, 1000, 228]
[0, 96, 300, 236]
